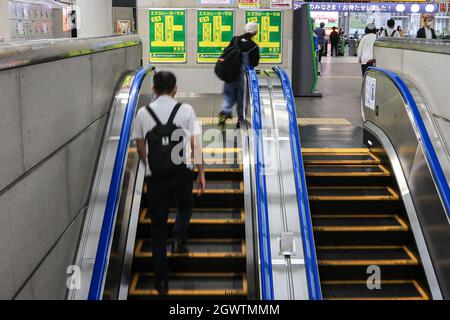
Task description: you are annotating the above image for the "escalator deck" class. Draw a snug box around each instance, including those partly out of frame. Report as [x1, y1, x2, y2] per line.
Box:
[128, 120, 247, 300]
[304, 148, 431, 300]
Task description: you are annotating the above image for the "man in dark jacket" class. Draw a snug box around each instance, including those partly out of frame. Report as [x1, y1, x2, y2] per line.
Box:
[218, 22, 260, 129]
[330, 26, 340, 57]
[417, 17, 437, 39]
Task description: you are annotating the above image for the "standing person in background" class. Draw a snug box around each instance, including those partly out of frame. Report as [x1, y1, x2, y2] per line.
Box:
[314, 22, 326, 63]
[381, 19, 400, 38]
[417, 16, 437, 39]
[357, 23, 377, 76]
[217, 22, 260, 130]
[330, 26, 340, 57]
[397, 26, 405, 37]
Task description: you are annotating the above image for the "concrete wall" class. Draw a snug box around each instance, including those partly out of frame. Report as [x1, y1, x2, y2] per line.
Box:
[76, 0, 113, 38]
[0, 0, 10, 41]
[0, 44, 141, 300]
[136, 0, 293, 93]
[374, 46, 450, 151]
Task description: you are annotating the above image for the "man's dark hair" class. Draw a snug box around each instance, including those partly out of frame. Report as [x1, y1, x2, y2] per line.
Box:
[153, 71, 177, 95]
[320, 22, 325, 28]
[387, 19, 395, 28]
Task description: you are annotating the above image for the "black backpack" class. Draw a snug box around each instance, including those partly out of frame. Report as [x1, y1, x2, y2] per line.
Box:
[145, 103, 187, 177]
[215, 37, 242, 83]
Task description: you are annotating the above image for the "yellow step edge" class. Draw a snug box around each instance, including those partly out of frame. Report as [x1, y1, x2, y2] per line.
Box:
[317, 245, 419, 266]
[129, 272, 247, 297]
[305, 165, 390, 177]
[308, 186, 400, 201]
[193, 181, 244, 194]
[322, 280, 429, 300]
[313, 214, 409, 232]
[134, 239, 246, 258]
[302, 148, 371, 153]
[139, 208, 245, 225]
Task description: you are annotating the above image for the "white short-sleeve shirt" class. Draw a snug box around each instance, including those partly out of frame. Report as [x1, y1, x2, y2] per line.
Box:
[133, 95, 202, 176]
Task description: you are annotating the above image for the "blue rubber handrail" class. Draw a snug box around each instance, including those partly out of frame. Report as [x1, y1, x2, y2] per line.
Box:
[88, 65, 154, 300]
[247, 66, 275, 300]
[368, 67, 450, 220]
[275, 67, 323, 300]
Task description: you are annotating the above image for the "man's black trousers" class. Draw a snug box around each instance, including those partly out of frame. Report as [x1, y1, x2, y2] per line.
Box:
[145, 171, 194, 282]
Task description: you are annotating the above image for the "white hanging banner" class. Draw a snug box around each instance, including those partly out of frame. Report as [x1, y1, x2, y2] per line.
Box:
[271, 0, 293, 9]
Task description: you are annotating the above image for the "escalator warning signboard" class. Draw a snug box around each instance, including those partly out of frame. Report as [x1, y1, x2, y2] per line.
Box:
[149, 10, 186, 63]
[365, 76, 376, 111]
[246, 11, 282, 64]
[197, 10, 234, 63]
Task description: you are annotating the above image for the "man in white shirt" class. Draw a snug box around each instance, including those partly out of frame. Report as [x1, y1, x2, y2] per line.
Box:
[380, 19, 400, 38]
[357, 23, 378, 77]
[133, 71, 206, 295]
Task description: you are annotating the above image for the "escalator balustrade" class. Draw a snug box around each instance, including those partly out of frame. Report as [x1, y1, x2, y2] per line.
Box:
[304, 148, 431, 300]
[128, 119, 247, 299]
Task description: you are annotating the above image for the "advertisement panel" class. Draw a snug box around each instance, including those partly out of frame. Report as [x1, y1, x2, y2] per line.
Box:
[197, 10, 234, 63]
[271, 0, 293, 9]
[239, 0, 261, 9]
[246, 10, 282, 64]
[149, 10, 186, 63]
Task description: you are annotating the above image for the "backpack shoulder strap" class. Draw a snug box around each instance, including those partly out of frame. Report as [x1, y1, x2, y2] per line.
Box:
[167, 103, 183, 126]
[385, 29, 388, 36]
[145, 106, 162, 126]
[391, 30, 396, 37]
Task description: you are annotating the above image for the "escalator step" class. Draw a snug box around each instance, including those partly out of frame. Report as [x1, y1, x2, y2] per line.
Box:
[321, 280, 429, 300]
[313, 214, 408, 232]
[134, 239, 246, 258]
[193, 180, 244, 194]
[129, 273, 247, 297]
[139, 208, 245, 225]
[308, 186, 399, 201]
[302, 148, 380, 165]
[143, 181, 244, 196]
[305, 165, 390, 177]
[317, 245, 419, 266]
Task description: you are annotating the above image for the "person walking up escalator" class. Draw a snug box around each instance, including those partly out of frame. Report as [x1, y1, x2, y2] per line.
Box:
[216, 22, 260, 130]
[134, 71, 206, 295]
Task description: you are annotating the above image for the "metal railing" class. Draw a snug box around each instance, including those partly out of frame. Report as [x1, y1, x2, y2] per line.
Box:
[275, 67, 322, 300]
[368, 67, 450, 219]
[88, 65, 155, 300]
[247, 66, 275, 300]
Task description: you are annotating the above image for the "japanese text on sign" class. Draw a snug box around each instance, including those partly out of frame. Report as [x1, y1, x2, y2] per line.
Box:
[149, 10, 186, 63]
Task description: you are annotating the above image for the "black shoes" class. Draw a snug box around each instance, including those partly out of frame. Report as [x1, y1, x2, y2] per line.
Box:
[172, 241, 189, 254]
[155, 279, 169, 295]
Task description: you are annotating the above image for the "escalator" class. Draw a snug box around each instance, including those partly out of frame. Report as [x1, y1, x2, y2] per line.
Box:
[128, 120, 248, 299]
[303, 147, 430, 300]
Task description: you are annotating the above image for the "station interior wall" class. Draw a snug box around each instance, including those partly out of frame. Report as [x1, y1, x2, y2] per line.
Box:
[136, 0, 293, 94]
[374, 46, 450, 154]
[0, 44, 142, 300]
[76, 0, 113, 38]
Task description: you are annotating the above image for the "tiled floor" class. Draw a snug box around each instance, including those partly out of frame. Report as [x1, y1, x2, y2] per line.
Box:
[295, 57, 364, 126]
